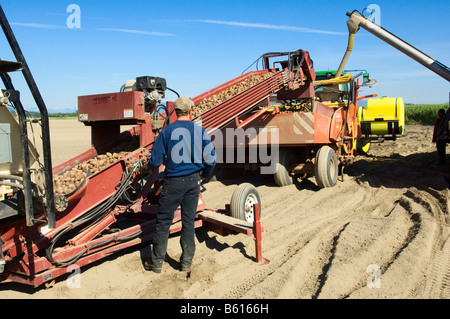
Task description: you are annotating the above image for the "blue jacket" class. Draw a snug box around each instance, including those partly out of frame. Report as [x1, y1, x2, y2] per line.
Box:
[148, 120, 216, 178]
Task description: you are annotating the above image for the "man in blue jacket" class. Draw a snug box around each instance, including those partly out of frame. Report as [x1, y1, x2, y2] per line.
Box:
[145, 96, 216, 273]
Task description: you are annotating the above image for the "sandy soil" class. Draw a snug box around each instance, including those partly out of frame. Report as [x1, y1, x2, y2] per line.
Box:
[0, 120, 448, 299]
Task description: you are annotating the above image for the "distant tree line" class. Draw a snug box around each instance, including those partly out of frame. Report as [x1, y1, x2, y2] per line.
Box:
[47, 111, 78, 118]
[8, 108, 78, 119]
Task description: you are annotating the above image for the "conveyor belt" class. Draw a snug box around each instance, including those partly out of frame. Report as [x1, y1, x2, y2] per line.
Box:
[192, 70, 285, 133]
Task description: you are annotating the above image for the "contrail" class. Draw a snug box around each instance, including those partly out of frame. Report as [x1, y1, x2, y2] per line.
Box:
[193, 19, 345, 35]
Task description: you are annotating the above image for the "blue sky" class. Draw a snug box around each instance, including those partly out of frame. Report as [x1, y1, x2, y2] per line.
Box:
[1, 0, 449, 112]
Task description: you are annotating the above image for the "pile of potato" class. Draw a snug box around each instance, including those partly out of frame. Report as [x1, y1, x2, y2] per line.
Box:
[52, 72, 277, 195]
[191, 72, 274, 118]
[277, 99, 313, 113]
[53, 151, 130, 195]
[53, 136, 142, 195]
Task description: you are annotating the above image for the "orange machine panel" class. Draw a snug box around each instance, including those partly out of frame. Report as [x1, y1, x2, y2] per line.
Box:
[78, 91, 145, 123]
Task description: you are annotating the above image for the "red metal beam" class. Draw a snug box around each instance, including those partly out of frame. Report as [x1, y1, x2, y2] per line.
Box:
[237, 99, 273, 129]
[196, 72, 284, 133]
[253, 204, 269, 265]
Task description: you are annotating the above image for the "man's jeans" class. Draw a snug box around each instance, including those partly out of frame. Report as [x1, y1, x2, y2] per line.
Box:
[150, 171, 201, 268]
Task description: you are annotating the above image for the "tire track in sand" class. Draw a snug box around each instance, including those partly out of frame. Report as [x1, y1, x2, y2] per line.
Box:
[210, 179, 376, 299]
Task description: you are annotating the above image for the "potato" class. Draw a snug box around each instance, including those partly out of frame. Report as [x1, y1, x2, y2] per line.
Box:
[191, 72, 275, 118]
[52, 139, 138, 195]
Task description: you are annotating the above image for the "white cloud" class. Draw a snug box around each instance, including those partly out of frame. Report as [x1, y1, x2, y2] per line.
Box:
[11, 22, 66, 30]
[97, 28, 175, 37]
[193, 19, 345, 35]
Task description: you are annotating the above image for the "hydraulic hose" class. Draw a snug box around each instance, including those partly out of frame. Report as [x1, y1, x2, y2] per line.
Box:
[166, 87, 180, 98]
[45, 161, 142, 266]
[0, 174, 23, 181]
[0, 181, 23, 189]
[241, 52, 287, 74]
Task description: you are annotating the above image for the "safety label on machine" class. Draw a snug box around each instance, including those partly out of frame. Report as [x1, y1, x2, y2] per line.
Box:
[38, 224, 52, 236]
[79, 113, 88, 121]
[123, 109, 133, 118]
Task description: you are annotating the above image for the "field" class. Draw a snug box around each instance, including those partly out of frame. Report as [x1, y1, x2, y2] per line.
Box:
[0, 119, 448, 299]
[405, 103, 449, 125]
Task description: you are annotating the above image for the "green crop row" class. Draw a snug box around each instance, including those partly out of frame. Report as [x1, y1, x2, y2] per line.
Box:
[405, 103, 449, 125]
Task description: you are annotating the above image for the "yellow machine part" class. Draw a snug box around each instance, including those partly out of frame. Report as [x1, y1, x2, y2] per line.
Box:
[357, 97, 405, 136]
[313, 73, 352, 86]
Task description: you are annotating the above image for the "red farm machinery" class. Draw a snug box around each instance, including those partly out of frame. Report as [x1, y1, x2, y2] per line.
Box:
[1, 41, 370, 286]
[0, 5, 376, 287]
[194, 9, 450, 192]
[0, 6, 267, 287]
[192, 51, 374, 190]
[3, 5, 448, 288]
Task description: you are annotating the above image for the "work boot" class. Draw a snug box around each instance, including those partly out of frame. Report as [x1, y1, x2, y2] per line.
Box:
[180, 263, 191, 273]
[143, 260, 162, 274]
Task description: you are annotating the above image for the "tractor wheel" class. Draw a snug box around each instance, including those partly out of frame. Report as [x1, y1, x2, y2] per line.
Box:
[314, 146, 338, 188]
[230, 183, 261, 223]
[273, 149, 296, 187]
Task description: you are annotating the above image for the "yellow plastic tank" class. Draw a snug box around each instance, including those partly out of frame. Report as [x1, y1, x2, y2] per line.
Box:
[357, 97, 405, 136]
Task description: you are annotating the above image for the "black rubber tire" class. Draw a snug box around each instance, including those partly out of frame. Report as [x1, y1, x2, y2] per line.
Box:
[273, 149, 296, 187]
[314, 146, 338, 188]
[230, 183, 261, 223]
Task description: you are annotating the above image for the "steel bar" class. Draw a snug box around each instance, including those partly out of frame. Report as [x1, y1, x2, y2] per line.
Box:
[202, 73, 281, 126]
[253, 203, 269, 265]
[0, 5, 55, 227]
[197, 72, 284, 132]
[347, 12, 450, 82]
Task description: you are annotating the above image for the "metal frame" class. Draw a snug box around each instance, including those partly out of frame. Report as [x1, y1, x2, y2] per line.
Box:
[0, 5, 55, 228]
[191, 50, 363, 178]
[0, 118, 267, 287]
[344, 11, 450, 82]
